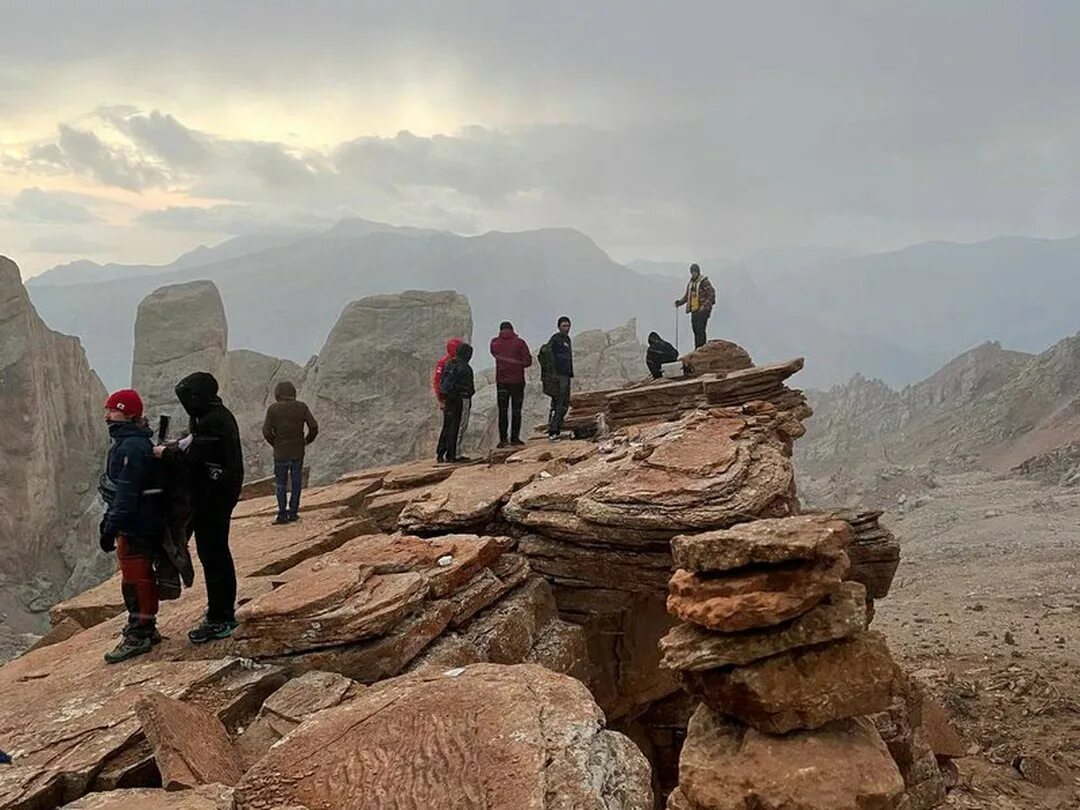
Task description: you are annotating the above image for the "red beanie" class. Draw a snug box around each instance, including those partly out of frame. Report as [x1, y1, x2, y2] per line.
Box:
[105, 389, 144, 420]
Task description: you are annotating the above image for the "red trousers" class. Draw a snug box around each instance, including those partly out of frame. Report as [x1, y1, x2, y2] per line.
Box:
[117, 535, 158, 633]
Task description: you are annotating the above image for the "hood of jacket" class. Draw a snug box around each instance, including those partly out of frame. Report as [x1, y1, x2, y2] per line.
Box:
[175, 371, 222, 418]
[455, 343, 474, 363]
[444, 337, 464, 358]
[108, 418, 153, 441]
[274, 380, 297, 401]
[648, 332, 663, 346]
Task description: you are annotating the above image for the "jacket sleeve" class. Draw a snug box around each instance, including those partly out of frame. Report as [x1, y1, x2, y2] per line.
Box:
[103, 440, 145, 536]
[520, 339, 533, 369]
[186, 414, 225, 471]
[676, 283, 689, 306]
[304, 405, 319, 444]
[262, 407, 275, 446]
[432, 361, 446, 403]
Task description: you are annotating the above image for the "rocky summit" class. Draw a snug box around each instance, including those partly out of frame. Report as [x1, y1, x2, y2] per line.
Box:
[0, 334, 955, 810]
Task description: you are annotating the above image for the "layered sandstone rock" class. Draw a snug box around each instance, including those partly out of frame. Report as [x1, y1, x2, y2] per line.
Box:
[131, 280, 229, 421]
[674, 704, 905, 810]
[299, 290, 472, 481]
[0, 256, 111, 658]
[840, 509, 902, 601]
[233, 664, 654, 810]
[679, 340, 754, 376]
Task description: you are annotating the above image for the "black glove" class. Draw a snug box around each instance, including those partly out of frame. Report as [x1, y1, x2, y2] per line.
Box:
[99, 518, 116, 553]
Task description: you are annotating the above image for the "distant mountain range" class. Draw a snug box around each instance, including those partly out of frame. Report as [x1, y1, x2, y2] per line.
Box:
[24, 222, 1080, 391]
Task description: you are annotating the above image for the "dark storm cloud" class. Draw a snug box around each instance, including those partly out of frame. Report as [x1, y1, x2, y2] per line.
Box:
[57, 125, 170, 192]
[100, 108, 214, 169]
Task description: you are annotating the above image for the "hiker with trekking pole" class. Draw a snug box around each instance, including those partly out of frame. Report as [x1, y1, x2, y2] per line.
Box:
[674, 262, 716, 349]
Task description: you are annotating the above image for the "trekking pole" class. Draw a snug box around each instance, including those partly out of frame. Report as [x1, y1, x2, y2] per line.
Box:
[674, 308, 680, 354]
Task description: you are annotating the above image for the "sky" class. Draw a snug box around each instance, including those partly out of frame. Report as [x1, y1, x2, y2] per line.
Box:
[4, 0, 1080, 277]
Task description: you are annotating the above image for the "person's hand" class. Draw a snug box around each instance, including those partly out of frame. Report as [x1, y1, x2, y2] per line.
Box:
[152, 445, 165, 458]
[98, 518, 116, 552]
[674, 300, 681, 307]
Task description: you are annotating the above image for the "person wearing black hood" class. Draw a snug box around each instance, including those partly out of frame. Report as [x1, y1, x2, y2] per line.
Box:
[645, 331, 680, 378]
[436, 342, 475, 463]
[156, 371, 244, 643]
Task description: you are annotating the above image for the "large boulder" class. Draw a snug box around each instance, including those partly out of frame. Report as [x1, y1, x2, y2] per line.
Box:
[233, 664, 654, 810]
[299, 290, 472, 481]
[676, 704, 906, 810]
[227, 348, 307, 480]
[131, 280, 228, 422]
[0, 256, 110, 659]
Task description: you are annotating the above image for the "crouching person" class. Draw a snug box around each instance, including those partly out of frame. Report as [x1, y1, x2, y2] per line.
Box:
[99, 389, 166, 663]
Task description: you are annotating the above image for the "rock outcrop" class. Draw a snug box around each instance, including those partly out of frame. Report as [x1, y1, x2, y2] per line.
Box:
[131, 280, 229, 422]
[0, 256, 111, 660]
[299, 290, 472, 481]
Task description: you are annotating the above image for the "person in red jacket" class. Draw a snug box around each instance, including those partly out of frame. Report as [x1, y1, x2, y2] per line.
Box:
[434, 337, 465, 462]
[490, 321, 532, 447]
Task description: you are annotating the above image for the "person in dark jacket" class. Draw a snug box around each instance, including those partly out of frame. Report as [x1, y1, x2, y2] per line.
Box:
[490, 321, 532, 447]
[262, 380, 318, 525]
[436, 343, 475, 463]
[674, 263, 717, 349]
[545, 316, 574, 440]
[645, 331, 680, 378]
[156, 372, 244, 643]
[99, 388, 167, 663]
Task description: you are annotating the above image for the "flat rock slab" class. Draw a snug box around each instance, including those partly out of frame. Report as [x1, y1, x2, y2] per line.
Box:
[235, 568, 428, 656]
[398, 462, 552, 532]
[230, 512, 377, 576]
[364, 483, 440, 529]
[680, 631, 897, 734]
[272, 533, 506, 598]
[671, 514, 852, 573]
[519, 534, 673, 594]
[232, 476, 382, 519]
[381, 458, 459, 490]
[135, 692, 245, 789]
[506, 440, 594, 465]
[0, 635, 277, 810]
[62, 784, 236, 809]
[49, 574, 124, 628]
[233, 663, 653, 810]
[661, 581, 867, 671]
[678, 704, 905, 810]
[667, 555, 849, 632]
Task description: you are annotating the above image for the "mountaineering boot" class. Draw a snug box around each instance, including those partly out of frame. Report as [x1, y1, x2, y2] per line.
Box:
[497, 441, 509, 449]
[104, 634, 152, 664]
[510, 438, 526, 446]
[272, 514, 288, 525]
[188, 618, 238, 644]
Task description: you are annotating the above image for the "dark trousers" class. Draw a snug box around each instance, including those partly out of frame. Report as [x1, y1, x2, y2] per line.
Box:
[691, 310, 710, 349]
[438, 397, 464, 460]
[547, 375, 571, 436]
[117, 535, 158, 637]
[274, 458, 303, 518]
[192, 506, 237, 623]
[497, 382, 526, 443]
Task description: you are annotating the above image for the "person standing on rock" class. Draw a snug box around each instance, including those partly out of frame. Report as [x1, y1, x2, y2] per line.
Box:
[436, 342, 475, 463]
[490, 321, 532, 448]
[262, 380, 319, 525]
[155, 372, 244, 643]
[98, 388, 167, 663]
[433, 337, 464, 460]
[674, 263, 716, 349]
[645, 331, 680, 378]
[542, 316, 574, 441]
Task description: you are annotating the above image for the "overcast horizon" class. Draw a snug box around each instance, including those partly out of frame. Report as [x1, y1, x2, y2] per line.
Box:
[5, 1, 1080, 277]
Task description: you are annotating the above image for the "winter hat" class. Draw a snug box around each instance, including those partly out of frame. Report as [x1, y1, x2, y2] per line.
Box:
[105, 389, 144, 420]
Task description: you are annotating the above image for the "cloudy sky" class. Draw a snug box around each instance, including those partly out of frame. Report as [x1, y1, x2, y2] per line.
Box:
[3, 0, 1080, 276]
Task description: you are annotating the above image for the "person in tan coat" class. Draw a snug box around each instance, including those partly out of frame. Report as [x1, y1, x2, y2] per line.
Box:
[262, 381, 318, 524]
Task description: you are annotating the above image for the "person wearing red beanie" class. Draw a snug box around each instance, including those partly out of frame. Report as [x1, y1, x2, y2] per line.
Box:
[99, 388, 165, 663]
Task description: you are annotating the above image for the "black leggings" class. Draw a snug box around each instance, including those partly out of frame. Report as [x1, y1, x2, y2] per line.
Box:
[192, 506, 237, 623]
[438, 397, 464, 460]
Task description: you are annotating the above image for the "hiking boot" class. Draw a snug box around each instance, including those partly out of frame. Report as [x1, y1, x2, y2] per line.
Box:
[188, 619, 237, 645]
[496, 441, 509, 449]
[548, 434, 560, 442]
[452, 456, 473, 463]
[510, 438, 526, 446]
[272, 515, 288, 525]
[122, 622, 161, 645]
[286, 513, 299, 523]
[104, 634, 152, 664]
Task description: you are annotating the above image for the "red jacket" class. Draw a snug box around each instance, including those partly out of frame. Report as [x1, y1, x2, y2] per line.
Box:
[433, 337, 465, 405]
[490, 328, 533, 385]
